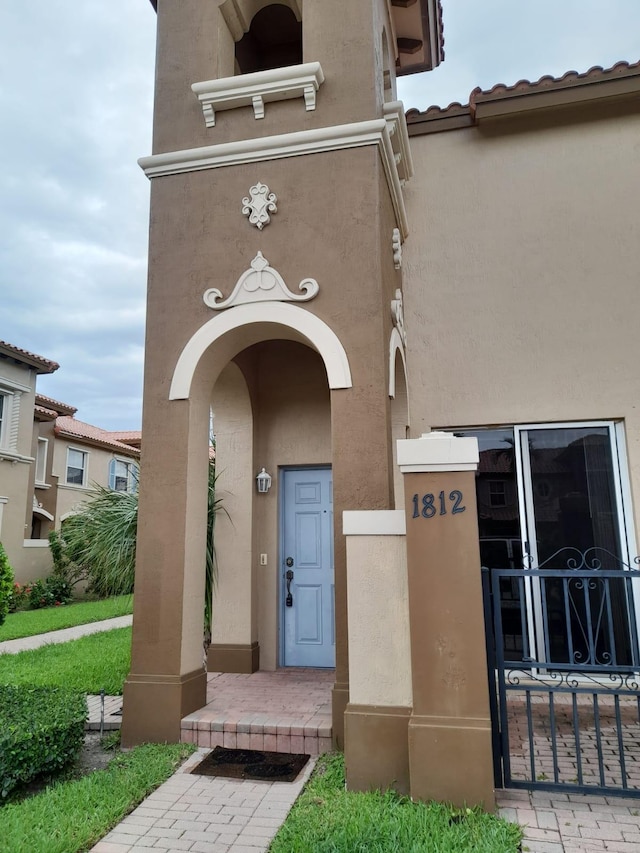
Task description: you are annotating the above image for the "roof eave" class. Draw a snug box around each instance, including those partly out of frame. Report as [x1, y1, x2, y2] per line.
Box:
[54, 428, 141, 457]
[392, 0, 444, 77]
[470, 61, 640, 122]
[0, 343, 59, 375]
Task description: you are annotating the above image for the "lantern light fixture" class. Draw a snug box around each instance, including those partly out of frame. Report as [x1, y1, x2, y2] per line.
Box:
[256, 467, 272, 494]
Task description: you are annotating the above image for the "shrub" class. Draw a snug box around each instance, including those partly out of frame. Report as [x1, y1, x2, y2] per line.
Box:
[0, 542, 14, 627]
[27, 576, 73, 610]
[48, 529, 88, 590]
[0, 685, 87, 799]
[7, 582, 30, 613]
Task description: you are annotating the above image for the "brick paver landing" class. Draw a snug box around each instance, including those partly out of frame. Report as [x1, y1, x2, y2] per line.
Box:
[182, 669, 334, 756]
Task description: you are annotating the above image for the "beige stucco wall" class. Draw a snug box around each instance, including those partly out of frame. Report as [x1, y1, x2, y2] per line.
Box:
[404, 105, 640, 540]
[345, 530, 412, 707]
[0, 359, 37, 580]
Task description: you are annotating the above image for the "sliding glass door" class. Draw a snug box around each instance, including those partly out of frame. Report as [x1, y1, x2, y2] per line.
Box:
[455, 422, 637, 666]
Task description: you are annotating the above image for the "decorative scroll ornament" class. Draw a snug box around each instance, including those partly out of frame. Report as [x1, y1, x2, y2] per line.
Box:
[392, 227, 402, 270]
[391, 288, 407, 347]
[242, 182, 277, 230]
[204, 252, 319, 311]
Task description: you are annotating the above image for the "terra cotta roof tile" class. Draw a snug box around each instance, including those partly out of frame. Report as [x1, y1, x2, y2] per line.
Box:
[55, 416, 140, 456]
[0, 340, 59, 374]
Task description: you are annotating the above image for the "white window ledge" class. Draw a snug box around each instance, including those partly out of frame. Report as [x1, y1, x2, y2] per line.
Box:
[35, 482, 52, 490]
[0, 450, 34, 465]
[23, 539, 50, 548]
[192, 62, 325, 128]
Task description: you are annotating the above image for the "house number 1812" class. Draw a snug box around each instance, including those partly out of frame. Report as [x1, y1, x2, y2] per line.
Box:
[412, 491, 466, 519]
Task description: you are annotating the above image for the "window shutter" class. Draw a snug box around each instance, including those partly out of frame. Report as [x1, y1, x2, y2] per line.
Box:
[109, 458, 117, 490]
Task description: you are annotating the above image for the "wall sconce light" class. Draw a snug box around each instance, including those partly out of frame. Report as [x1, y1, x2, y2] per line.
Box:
[256, 467, 272, 494]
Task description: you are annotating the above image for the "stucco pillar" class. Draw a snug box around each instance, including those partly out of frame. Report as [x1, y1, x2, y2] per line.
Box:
[331, 386, 395, 748]
[397, 432, 495, 809]
[342, 510, 412, 794]
[121, 396, 209, 746]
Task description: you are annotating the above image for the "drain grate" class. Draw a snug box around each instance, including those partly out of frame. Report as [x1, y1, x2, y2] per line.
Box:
[190, 746, 309, 783]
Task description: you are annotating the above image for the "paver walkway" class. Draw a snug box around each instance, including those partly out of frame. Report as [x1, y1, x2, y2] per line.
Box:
[92, 747, 315, 853]
[497, 788, 640, 852]
[0, 614, 132, 654]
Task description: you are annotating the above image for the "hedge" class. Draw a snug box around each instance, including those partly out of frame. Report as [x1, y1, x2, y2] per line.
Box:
[0, 685, 87, 799]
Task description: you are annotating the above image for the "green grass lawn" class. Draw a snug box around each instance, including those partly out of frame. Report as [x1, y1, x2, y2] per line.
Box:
[0, 595, 133, 642]
[0, 627, 131, 694]
[0, 742, 195, 853]
[270, 754, 521, 853]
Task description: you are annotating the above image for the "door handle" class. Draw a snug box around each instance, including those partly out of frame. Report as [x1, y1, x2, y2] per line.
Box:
[285, 569, 294, 607]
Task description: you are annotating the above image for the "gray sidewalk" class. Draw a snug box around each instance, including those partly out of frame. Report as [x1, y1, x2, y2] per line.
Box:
[0, 614, 132, 654]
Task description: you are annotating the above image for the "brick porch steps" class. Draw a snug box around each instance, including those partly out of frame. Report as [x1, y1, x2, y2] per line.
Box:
[181, 669, 334, 756]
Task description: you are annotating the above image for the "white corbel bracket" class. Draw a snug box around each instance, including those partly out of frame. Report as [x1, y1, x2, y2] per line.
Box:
[192, 62, 325, 128]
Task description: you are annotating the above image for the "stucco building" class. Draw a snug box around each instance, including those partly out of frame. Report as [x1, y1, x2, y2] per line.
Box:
[0, 341, 140, 582]
[123, 0, 640, 805]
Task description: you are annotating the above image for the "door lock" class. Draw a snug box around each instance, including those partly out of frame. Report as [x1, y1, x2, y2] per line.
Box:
[285, 556, 294, 567]
[285, 569, 294, 607]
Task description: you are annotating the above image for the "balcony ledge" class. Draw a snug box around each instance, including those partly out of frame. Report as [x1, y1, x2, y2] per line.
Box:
[192, 62, 325, 128]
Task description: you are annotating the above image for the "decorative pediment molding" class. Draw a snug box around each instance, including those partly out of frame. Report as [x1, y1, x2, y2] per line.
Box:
[203, 252, 319, 310]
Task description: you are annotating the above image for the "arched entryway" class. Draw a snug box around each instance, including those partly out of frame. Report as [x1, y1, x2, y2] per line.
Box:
[122, 307, 351, 746]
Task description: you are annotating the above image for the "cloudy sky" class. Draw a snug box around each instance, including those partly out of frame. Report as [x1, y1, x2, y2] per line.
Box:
[1, 1, 638, 431]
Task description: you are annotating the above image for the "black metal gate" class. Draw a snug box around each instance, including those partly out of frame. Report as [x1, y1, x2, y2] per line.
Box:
[482, 548, 640, 797]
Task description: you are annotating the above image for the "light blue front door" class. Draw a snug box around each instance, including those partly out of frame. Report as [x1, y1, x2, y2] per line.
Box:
[281, 467, 335, 667]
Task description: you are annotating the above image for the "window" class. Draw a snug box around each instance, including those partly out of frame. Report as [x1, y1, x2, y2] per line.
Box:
[35, 438, 48, 484]
[489, 480, 506, 507]
[109, 458, 138, 493]
[0, 388, 19, 452]
[66, 448, 87, 486]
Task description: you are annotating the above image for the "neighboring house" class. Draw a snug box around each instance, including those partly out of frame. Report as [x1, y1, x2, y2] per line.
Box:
[0, 340, 140, 582]
[52, 413, 140, 524]
[0, 341, 59, 581]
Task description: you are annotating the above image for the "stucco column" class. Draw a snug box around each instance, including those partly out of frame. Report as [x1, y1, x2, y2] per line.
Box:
[342, 510, 412, 794]
[121, 395, 209, 746]
[331, 386, 394, 748]
[397, 432, 495, 809]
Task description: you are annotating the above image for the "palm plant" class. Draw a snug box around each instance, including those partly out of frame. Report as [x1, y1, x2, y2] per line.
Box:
[58, 485, 138, 597]
[54, 458, 224, 642]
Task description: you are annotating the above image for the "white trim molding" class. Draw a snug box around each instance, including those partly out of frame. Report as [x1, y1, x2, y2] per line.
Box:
[343, 509, 406, 536]
[192, 62, 325, 127]
[389, 327, 408, 400]
[397, 432, 479, 473]
[203, 251, 318, 310]
[0, 496, 7, 538]
[23, 539, 51, 548]
[170, 301, 352, 400]
[139, 114, 412, 238]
